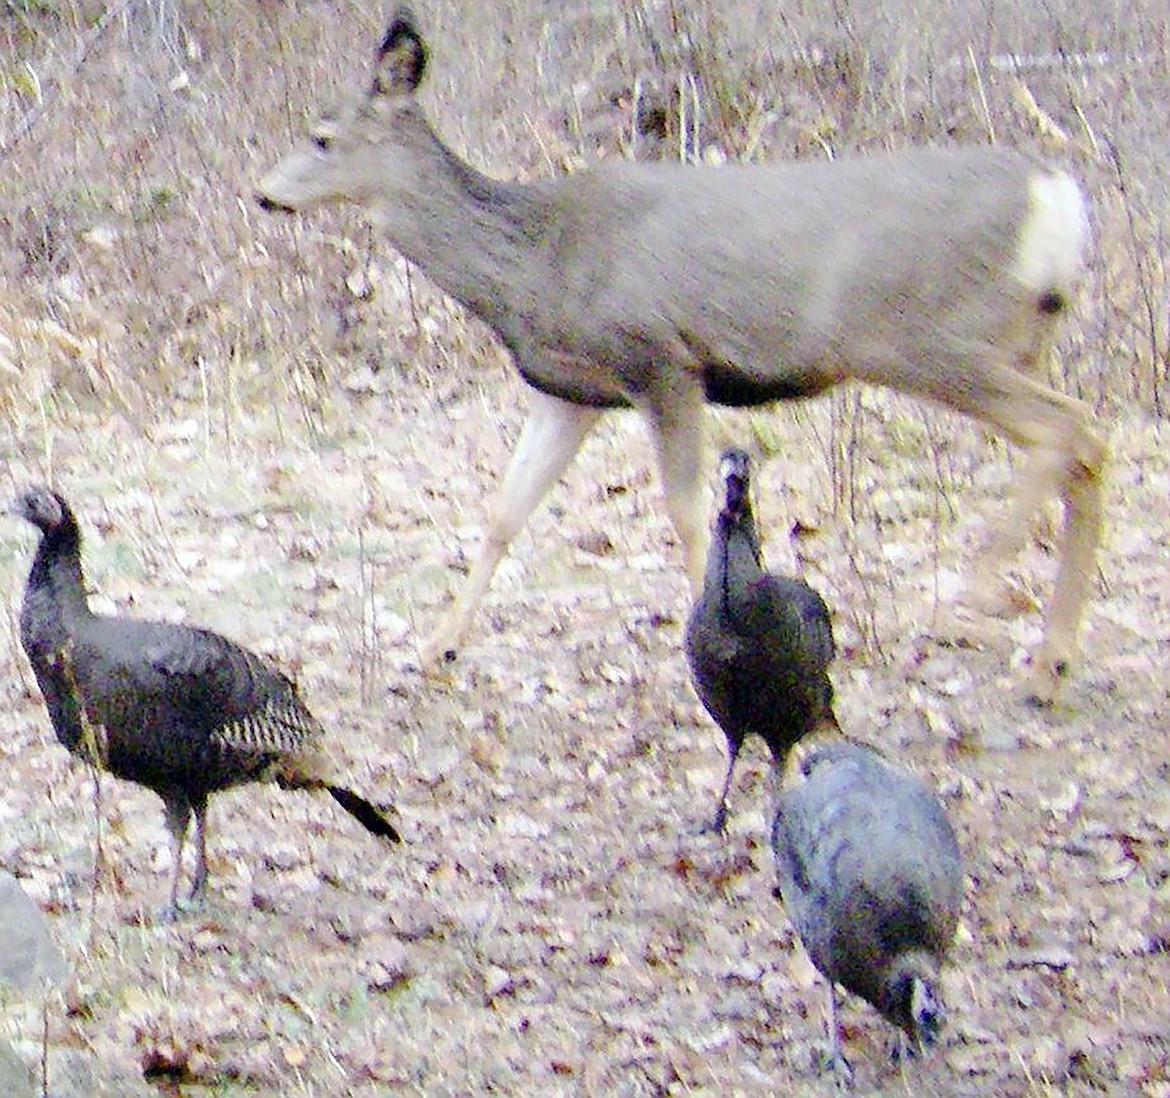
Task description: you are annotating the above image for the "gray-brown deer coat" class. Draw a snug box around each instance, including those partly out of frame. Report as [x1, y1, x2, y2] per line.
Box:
[257, 9, 1106, 702]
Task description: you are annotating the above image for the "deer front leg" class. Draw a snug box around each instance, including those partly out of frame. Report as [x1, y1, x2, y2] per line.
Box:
[644, 379, 709, 597]
[419, 389, 602, 668]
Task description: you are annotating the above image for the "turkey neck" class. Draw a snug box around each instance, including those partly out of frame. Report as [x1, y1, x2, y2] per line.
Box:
[28, 515, 92, 626]
[710, 501, 764, 614]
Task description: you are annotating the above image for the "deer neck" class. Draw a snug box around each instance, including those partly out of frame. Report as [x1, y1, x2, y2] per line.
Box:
[372, 118, 549, 342]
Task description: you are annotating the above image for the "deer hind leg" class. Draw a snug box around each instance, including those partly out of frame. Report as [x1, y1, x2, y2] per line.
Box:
[964, 443, 1069, 614]
[963, 372, 1107, 702]
[419, 389, 602, 668]
[645, 379, 709, 597]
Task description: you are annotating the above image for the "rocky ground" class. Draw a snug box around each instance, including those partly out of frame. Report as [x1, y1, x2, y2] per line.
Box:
[0, 380, 1166, 1096]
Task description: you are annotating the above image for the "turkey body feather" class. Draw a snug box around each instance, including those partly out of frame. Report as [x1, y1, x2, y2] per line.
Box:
[12, 486, 401, 920]
[772, 740, 962, 1071]
[685, 448, 837, 832]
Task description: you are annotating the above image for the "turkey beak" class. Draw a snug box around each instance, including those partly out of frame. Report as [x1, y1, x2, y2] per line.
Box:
[717, 448, 751, 484]
[716, 448, 751, 511]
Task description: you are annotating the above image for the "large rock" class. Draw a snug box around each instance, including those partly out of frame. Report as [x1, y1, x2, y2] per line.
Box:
[0, 872, 69, 991]
[0, 1038, 35, 1098]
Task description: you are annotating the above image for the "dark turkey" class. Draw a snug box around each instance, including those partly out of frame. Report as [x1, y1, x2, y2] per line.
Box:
[771, 741, 962, 1075]
[12, 486, 402, 920]
[684, 447, 837, 832]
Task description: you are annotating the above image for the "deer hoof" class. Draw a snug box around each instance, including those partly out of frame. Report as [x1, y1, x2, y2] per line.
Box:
[1025, 644, 1072, 706]
[417, 634, 460, 673]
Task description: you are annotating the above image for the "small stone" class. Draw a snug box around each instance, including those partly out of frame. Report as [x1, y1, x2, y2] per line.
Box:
[484, 965, 514, 1000]
[1008, 944, 1074, 971]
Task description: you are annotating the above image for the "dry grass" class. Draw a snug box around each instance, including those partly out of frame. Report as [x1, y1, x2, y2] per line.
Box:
[0, 1, 1168, 1095]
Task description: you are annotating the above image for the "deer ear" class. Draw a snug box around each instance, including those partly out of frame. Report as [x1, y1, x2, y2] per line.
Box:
[373, 8, 428, 95]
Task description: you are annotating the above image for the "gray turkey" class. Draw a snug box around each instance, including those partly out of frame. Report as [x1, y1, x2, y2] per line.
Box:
[771, 740, 962, 1077]
[684, 447, 837, 832]
[12, 486, 402, 920]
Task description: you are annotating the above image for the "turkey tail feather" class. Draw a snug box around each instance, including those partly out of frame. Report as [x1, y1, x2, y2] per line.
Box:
[328, 786, 402, 842]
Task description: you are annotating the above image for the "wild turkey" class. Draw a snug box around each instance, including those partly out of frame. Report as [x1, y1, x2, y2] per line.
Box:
[771, 741, 962, 1076]
[684, 447, 837, 832]
[12, 486, 402, 920]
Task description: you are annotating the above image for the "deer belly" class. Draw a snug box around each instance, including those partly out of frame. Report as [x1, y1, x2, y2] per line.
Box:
[517, 358, 633, 409]
[702, 360, 835, 406]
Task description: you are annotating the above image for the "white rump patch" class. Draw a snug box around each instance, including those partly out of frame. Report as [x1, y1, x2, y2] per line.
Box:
[1011, 169, 1088, 295]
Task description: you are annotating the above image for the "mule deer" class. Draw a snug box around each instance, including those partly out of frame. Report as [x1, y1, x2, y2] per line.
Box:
[257, 9, 1106, 702]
